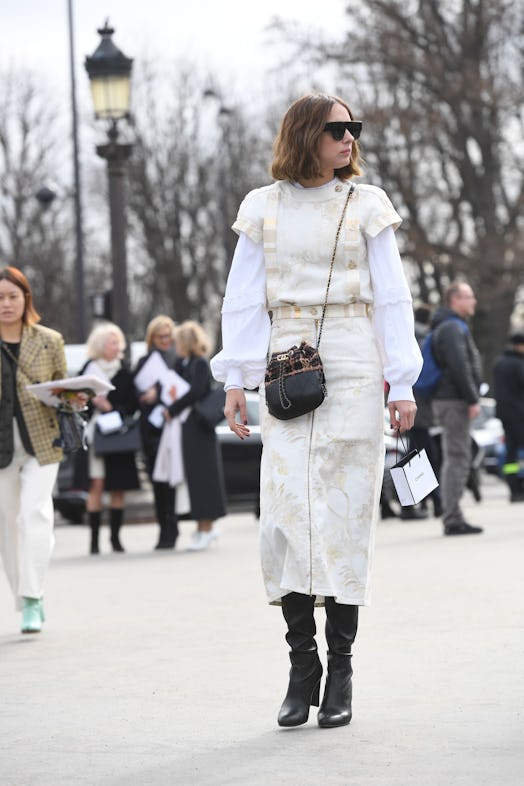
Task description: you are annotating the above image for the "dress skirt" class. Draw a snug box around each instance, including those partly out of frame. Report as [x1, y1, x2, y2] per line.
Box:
[258, 308, 385, 607]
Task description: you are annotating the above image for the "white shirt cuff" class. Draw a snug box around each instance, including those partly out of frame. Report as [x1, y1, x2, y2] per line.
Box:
[224, 367, 243, 390]
[387, 384, 415, 403]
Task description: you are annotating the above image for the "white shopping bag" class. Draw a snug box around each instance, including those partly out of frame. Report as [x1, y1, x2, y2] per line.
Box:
[390, 448, 439, 506]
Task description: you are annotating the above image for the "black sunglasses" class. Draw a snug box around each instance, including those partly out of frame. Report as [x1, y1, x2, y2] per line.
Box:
[323, 121, 362, 141]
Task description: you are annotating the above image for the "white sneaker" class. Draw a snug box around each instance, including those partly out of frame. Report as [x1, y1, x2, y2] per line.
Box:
[187, 530, 215, 551]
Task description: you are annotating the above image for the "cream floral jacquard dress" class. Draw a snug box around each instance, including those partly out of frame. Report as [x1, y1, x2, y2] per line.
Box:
[211, 178, 422, 607]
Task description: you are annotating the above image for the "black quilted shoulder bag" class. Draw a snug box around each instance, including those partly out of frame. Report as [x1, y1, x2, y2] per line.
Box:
[265, 184, 355, 420]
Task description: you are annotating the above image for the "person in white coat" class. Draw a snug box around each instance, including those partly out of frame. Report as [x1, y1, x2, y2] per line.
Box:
[211, 93, 422, 728]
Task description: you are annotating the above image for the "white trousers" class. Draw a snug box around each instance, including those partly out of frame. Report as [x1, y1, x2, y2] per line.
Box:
[0, 421, 58, 610]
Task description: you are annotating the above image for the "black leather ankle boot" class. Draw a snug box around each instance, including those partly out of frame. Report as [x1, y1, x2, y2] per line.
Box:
[318, 598, 358, 728]
[318, 652, 353, 728]
[155, 513, 179, 550]
[109, 508, 125, 552]
[278, 592, 322, 727]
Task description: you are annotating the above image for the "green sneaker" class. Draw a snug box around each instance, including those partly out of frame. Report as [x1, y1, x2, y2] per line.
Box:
[21, 597, 44, 634]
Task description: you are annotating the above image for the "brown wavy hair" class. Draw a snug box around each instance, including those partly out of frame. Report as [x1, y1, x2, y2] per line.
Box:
[0, 266, 41, 326]
[271, 93, 363, 182]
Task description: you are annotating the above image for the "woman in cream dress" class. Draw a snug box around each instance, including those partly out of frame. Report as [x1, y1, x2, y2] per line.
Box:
[211, 94, 422, 728]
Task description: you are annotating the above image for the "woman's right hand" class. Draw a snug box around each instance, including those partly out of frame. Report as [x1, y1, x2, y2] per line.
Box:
[224, 388, 250, 440]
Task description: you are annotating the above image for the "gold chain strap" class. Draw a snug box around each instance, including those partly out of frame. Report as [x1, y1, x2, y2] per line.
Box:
[316, 183, 355, 348]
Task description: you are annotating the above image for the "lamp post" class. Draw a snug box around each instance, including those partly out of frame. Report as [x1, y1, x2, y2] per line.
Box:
[67, 0, 87, 343]
[85, 21, 133, 341]
[203, 88, 235, 265]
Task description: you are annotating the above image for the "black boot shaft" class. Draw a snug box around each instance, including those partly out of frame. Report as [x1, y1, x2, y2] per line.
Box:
[324, 597, 358, 655]
[282, 592, 317, 652]
[89, 511, 101, 555]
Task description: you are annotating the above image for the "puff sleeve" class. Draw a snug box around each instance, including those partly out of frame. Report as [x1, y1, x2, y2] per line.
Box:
[210, 232, 270, 390]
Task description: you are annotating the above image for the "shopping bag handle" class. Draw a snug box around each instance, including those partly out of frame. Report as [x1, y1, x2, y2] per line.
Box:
[395, 429, 420, 456]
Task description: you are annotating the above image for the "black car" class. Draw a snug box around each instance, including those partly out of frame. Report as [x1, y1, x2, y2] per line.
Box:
[53, 391, 263, 523]
[216, 391, 262, 516]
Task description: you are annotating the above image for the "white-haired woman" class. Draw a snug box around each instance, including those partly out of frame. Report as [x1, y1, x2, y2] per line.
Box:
[79, 323, 140, 554]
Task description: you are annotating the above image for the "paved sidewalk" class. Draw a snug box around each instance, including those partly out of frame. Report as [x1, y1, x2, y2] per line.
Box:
[1, 476, 523, 786]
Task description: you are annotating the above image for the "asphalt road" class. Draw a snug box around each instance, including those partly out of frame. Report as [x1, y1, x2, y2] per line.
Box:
[1, 474, 523, 786]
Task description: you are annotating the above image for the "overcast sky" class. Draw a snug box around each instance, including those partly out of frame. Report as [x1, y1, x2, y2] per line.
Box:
[1, 0, 347, 97]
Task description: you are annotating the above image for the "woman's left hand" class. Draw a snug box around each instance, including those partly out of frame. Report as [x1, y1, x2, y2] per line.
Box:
[388, 400, 417, 433]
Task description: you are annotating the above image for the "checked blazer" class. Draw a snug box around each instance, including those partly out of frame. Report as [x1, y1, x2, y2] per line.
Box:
[0, 324, 67, 466]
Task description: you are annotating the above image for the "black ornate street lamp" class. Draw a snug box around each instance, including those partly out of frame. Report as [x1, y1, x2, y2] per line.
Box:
[85, 21, 133, 340]
[35, 184, 57, 210]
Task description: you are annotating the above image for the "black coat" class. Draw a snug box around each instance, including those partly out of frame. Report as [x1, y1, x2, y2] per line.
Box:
[75, 362, 140, 492]
[493, 349, 524, 423]
[168, 356, 226, 520]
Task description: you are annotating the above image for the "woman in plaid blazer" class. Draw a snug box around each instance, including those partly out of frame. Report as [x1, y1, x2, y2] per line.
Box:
[0, 266, 67, 634]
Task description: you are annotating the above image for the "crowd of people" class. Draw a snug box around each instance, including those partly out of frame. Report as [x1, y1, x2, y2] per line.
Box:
[76, 318, 226, 557]
[0, 93, 522, 734]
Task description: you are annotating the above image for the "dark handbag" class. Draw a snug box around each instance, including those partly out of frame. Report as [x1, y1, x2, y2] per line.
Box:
[54, 408, 87, 454]
[94, 416, 142, 456]
[264, 185, 354, 420]
[193, 388, 226, 430]
[265, 342, 326, 420]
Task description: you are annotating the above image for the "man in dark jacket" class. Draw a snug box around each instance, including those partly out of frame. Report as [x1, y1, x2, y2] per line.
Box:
[431, 282, 483, 535]
[492, 333, 524, 502]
